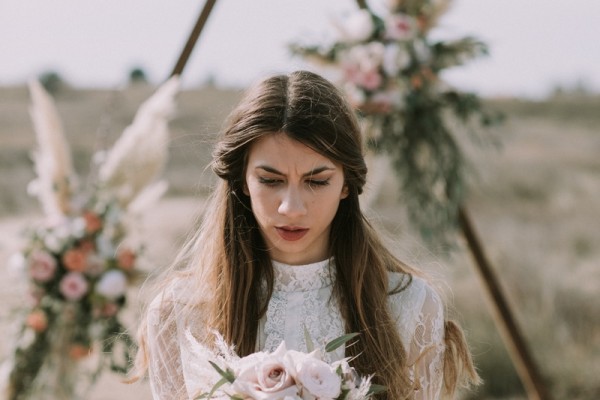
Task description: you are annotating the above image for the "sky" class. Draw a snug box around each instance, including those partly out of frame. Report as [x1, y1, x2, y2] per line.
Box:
[1, 0, 599, 98]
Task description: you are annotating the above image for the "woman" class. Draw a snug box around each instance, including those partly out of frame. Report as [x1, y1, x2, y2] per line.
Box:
[133, 70, 480, 399]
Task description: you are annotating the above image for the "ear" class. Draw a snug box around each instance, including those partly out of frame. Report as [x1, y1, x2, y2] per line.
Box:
[340, 185, 349, 199]
[243, 182, 250, 196]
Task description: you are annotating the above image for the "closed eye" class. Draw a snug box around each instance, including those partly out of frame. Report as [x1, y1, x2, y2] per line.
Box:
[307, 179, 330, 187]
[258, 177, 283, 187]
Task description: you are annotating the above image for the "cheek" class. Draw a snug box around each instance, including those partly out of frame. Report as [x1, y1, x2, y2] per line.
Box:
[246, 185, 274, 216]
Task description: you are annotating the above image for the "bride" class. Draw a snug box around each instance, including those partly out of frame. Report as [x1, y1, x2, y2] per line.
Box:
[131, 70, 480, 399]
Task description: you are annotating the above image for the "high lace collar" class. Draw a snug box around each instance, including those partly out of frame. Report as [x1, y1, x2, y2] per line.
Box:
[272, 259, 334, 292]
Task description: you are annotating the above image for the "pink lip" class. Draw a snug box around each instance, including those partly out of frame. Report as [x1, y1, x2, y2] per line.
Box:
[276, 226, 309, 241]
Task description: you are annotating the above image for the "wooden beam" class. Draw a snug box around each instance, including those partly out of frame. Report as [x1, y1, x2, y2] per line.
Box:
[170, 0, 218, 77]
[458, 205, 551, 400]
[356, 0, 368, 9]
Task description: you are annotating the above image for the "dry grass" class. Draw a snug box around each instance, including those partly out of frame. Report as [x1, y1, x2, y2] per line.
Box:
[0, 85, 598, 399]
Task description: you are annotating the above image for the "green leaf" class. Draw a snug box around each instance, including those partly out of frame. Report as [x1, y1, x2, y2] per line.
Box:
[367, 384, 387, 396]
[196, 377, 229, 399]
[325, 333, 360, 353]
[208, 361, 235, 383]
[303, 325, 315, 353]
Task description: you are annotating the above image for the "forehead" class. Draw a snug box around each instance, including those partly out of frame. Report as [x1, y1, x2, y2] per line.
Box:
[246, 133, 335, 168]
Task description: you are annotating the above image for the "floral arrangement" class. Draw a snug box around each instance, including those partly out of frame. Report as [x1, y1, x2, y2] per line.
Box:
[3, 77, 179, 400]
[193, 332, 385, 400]
[291, 0, 502, 244]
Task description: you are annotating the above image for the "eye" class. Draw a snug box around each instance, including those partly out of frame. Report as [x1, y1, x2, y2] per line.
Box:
[307, 178, 330, 188]
[258, 177, 283, 187]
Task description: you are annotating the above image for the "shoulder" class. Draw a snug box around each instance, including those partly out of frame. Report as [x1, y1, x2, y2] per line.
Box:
[146, 275, 204, 328]
[387, 272, 444, 347]
[388, 272, 442, 310]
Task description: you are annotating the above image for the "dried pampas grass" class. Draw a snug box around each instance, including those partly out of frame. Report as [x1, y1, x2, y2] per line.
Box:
[98, 76, 180, 207]
[27, 79, 76, 219]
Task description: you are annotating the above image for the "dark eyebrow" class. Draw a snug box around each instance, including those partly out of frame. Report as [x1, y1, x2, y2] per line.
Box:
[256, 165, 335, 177]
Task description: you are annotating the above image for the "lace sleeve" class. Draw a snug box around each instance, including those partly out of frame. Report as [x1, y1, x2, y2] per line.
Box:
[407, 282, 445, 399]
[146, 293, 188, 400]
[389, 276, 445, 399]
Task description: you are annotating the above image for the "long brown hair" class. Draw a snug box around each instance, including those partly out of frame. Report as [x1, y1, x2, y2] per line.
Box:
[134, 70, 479, 399]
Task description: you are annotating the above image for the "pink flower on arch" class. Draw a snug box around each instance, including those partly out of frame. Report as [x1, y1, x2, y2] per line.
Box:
[26, 309, 48, 333]
[59, 272, 89, 301]
[82, 211, 103, 234]
[28, 250, 57, 282]
[116, 247, 136, 271]
[384, 13, 417, 41]
[62, 248, 88, 272]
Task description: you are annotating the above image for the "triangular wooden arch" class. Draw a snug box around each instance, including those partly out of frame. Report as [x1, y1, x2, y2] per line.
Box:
[167, 1, 550, 399]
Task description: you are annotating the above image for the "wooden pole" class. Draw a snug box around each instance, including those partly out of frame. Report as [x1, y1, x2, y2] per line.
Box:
[458, 205, 551, 400]
[356, 0, 368, 9]
[170, 0, 218, 78]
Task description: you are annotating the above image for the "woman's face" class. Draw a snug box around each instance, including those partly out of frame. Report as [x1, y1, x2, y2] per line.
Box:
[244, 133, 348, 265]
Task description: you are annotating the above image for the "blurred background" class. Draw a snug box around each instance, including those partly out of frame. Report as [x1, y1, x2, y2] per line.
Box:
[1, 0, 599, 399]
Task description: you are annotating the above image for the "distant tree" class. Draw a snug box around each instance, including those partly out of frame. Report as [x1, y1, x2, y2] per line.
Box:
[129, 67, 148, 85]
[38, 71, 66, 94]
[201, 73, 217, 88]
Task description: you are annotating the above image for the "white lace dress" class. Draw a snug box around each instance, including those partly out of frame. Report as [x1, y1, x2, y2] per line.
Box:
[145, 259, 445, 399]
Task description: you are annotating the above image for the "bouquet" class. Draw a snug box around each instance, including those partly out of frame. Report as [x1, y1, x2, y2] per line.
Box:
[3, 77, 179, 400]
[193, 332, 385, 400]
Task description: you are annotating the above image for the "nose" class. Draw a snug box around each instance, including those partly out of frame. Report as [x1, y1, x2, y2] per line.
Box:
[278, 186, 307, 218]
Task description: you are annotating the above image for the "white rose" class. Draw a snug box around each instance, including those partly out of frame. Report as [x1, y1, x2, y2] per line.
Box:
[233, 342, 299, 400]
[43, 233, 63, 253]
[8, 252, 26, 278]
[331, 359, 359, 390]
[334, 9, 374, 42]
[413, 39, 431, 62]
[95, 270, 127, 300]
[95, 235, 115, 258]
[70, 217, 87, 238]
[295, 357, 341, 400]
[383, 43, 411, 76]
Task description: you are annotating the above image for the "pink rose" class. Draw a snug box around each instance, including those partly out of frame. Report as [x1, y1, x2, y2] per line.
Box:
[358, 69, 383, 91]
[286, 351, 341, 400]
[28, 250, 57, 282]
[59, 272, 89, 301]
[232, 342, 299, 399]
[384, 13, 416, 41]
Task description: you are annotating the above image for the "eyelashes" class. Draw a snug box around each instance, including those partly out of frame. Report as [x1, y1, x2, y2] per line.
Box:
[257, 177, 330, 188]
[257, 177, 281, 187]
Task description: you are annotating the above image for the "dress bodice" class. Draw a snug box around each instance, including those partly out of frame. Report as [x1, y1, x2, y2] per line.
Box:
[145, 260, 445, 399]
[259, 259, 345, 360]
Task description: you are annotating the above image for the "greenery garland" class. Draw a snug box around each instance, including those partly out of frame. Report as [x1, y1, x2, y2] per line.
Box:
[5, 77, 179, 399]
[291, 0, 502, 246]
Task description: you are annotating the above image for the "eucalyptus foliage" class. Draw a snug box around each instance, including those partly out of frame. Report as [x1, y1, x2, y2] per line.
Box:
[291, 0, 502, 246]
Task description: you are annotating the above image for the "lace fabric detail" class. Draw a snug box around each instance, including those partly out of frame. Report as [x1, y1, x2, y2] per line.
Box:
[389, 275, 445, 399]
[271, 259, 333, 292]
[145, 263, 446, 399]
[264, 259, 344, 361]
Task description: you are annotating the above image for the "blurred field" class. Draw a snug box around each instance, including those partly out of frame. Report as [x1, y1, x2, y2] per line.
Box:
[0, 84, 599, 399]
